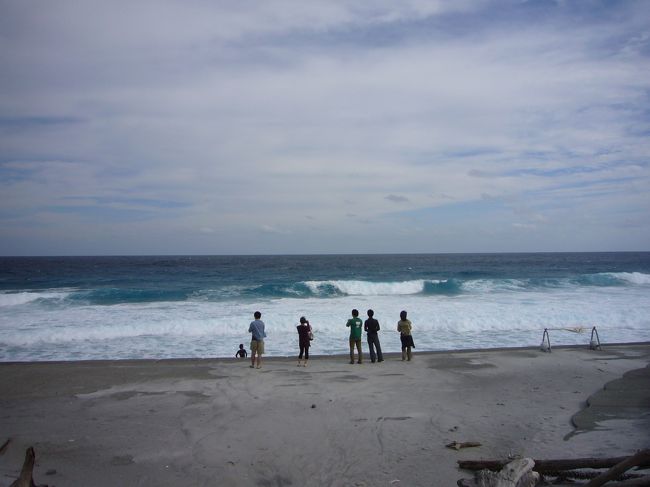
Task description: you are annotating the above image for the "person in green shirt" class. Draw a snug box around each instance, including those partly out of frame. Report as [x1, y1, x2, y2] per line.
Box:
[346, 309, 363, 364]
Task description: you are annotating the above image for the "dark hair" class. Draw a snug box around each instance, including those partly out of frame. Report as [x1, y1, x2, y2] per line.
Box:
[400, 310, 407, 320]
[351, 309, 359, 317]
[300, 316, 307, 323]
[254, 311, 261, 319]
[239, 343, 244, 348]
[367, 309, 374, 317]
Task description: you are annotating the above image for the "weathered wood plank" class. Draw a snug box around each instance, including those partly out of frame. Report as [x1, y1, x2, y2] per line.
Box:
[459, 455, 650, 473]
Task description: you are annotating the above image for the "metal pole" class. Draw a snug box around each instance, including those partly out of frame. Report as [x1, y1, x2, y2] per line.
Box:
[590, 327, 602, 350]
[541, 328, 551, 353]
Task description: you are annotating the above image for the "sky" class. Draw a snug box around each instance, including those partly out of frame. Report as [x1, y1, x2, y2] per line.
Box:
[1, 0, 649, 255]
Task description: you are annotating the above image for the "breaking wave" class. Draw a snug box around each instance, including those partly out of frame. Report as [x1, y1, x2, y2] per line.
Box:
[0, 290, 72, 307]
[4, 272, 648, 307]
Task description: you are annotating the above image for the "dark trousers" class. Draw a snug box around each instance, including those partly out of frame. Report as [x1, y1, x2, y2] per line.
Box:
[299, 339, 310, 360]
[367, 333, 383, 362]
[349, 338, 362, 363]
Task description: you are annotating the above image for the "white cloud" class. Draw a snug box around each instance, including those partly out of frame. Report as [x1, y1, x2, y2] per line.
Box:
[1, 0, 649, 254]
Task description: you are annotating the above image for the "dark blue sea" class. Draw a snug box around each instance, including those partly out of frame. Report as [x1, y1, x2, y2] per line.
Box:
[1, 253, 649, 361]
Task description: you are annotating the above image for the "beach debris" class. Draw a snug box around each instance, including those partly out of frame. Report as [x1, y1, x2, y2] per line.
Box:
[458, 450, 650, 486]
[0, 438, 11, 455]
[111, 454, 135, 466]
[447, 441, 482, 450]
[9, 446, 49, 487]
[457, 458, 539, 487]
[564, 326, 586, 334]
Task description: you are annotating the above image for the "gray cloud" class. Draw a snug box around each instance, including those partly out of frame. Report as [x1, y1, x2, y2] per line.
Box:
[385, 194, 410, 203]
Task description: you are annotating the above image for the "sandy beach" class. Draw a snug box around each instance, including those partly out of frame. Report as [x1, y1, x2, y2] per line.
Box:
[1, 343, 649, 486]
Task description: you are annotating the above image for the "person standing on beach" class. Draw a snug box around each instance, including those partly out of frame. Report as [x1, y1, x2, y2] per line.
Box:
[296, 316, 312, 367]
[397, 310, 415, 361]
[248, 311, 266, 369]
[364, 309, 384, 363]
[346, 309, 363, 364]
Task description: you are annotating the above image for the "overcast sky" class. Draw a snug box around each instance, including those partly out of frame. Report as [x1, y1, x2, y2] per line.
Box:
[1, 0, 649, 255]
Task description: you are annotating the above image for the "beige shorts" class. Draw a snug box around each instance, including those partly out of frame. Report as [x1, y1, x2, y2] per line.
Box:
[251, 339, 265, 354]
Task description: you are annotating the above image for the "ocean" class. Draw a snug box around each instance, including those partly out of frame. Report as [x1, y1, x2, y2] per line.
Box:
[1, 253, 649, 362]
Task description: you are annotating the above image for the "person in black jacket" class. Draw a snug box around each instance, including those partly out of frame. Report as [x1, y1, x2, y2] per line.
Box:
[235, 343, 248, 358]
[364, 309, 384, 363]
[296, 316, 312, 367]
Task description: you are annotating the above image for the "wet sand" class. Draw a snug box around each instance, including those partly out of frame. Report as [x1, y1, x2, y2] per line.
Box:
[1, 343, 649, 486]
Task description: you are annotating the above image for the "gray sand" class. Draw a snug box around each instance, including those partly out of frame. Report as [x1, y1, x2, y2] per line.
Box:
[1, 344, 649, 486]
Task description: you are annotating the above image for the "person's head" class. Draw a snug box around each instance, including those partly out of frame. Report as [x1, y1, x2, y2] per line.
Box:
[367, 309, 374, 317]
[351, 309, 359, 317]
[254, 311, 261, 319]
[400, 310, 407, 320]
[300, 316, 307, 324]
[239, 343, 244, 349]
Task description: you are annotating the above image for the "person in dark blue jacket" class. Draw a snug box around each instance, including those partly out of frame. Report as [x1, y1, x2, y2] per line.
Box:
[364, 309, 384, 363]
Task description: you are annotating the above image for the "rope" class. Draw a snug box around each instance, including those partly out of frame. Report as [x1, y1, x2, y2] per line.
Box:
[544, 326, 586, 334]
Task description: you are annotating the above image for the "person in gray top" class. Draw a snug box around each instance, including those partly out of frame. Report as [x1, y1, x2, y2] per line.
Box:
[248, 311, 266, 369]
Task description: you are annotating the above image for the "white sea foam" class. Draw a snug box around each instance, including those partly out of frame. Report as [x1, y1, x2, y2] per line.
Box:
[1, 283, 649, 361]
[460, 279, 529, 293]
[304, 279, 428, 296]
[606, 272, 650, 285]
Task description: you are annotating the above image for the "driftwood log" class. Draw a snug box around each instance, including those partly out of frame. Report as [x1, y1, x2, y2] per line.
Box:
[9, 447, 35, 487]
[459, 450, 650, 487]
[584, 450, 650, 487]
[8, 447, 49, 487]
[459, 455, 650, 474]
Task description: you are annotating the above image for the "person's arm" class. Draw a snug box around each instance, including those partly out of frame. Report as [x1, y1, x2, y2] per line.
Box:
[364, 320, 368, 332]
[377, 320, 380, 331]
